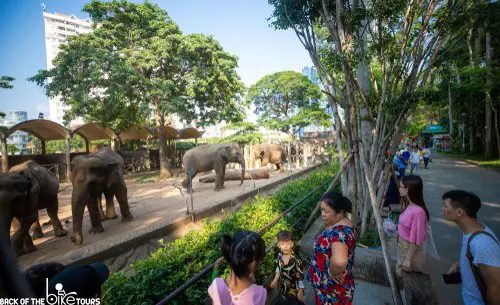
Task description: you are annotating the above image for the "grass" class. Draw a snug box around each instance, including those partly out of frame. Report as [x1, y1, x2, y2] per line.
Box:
[442, 151, 500, 170]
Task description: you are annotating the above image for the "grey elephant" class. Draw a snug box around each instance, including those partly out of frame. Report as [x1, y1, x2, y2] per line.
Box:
[252, 143, 286, 171]
[181, 143, 245, 192]
[0, 161, 67, 257]
[70, 148, 133, 245]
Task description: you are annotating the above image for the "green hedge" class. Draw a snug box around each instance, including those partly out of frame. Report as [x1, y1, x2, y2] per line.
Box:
[102, 163, 339, 304]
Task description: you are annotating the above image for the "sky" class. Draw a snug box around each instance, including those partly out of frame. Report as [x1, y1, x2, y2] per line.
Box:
[0, 0, 313, 120]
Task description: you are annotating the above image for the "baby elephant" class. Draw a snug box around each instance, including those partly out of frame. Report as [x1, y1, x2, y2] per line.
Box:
[0, 161, 67, 257]
[70, 148, 133, 246]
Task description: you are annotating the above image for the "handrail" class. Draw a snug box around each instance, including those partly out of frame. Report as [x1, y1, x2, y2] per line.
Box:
[156, 163, 346, 304]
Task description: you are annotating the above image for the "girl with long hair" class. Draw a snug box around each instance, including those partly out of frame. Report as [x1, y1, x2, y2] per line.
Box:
[397, 175, 430, 276]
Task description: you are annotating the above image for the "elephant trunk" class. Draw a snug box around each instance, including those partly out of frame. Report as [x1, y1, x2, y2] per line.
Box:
[240, 157, 246, 186]
[70, 189, 87, 245]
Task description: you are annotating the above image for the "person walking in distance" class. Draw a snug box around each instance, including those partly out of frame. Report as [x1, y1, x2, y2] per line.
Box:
[410, 147, 420, 175]
[442, 190, 500, 305]
[422, 146, 431, 169]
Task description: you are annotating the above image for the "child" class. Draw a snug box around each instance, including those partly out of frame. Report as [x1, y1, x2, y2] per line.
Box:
[270, 231, 305, 303]
[208, 230, 267, 305]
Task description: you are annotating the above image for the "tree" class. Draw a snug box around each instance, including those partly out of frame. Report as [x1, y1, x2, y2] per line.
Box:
[223, 121, 263, 146]
[30, 0, 245, 178]
[247, 71, 329, 137]
[268, 1, 485, 302]
[0, 76, 14, 89]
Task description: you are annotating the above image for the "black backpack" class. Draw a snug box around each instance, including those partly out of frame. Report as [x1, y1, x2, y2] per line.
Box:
[466, 231, 500, 302]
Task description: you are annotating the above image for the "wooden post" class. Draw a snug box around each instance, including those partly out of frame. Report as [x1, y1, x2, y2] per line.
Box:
[195, 137, 198, 145]
[304, 143, 310, 167]
[249, 145, 255, 169]
[1, 137, 8, 173]
[85, 139, 90, 153]
[41, 140, 46, 155]
[295, 142, 301, 169]
[65, 136, 71, 182]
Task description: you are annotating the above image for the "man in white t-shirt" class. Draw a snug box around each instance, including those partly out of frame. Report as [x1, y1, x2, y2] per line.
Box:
[442, 190, 500, 305]
[409, 147, 420, 175]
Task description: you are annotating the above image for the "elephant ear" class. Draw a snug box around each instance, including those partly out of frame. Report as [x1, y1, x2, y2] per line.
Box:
[215, 146, 229, 168]
[19, 170, 39, 195]
[106, 163, 119, 189]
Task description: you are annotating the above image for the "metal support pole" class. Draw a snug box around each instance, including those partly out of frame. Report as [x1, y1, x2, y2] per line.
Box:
[41, 140, 46, 155]
[1, 137, 8, 173]
[65, 136, 71, 182]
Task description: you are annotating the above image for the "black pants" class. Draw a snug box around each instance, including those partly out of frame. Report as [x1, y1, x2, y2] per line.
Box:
[423, 157, 429, 168]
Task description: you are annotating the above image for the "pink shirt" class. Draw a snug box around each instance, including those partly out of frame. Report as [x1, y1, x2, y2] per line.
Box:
[208, 278, 267, 305]
[398, 204, 428, 246]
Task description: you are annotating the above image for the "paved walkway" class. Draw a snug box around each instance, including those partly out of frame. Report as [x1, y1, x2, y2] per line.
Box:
[417, 153, 500, 305]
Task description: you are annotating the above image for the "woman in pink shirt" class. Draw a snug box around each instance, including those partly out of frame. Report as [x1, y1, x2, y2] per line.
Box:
[397, 175, 429, 276]
[208, 230, 267, 305]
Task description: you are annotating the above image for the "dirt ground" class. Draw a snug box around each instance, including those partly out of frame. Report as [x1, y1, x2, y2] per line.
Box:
[15, 166, 316, 269]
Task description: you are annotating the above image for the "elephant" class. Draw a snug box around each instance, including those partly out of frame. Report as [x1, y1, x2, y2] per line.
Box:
[70, 148, 133, 246]
[0, 160, 67, 257]
[252, 143, 286, 171]
[181, 143, 245, 192]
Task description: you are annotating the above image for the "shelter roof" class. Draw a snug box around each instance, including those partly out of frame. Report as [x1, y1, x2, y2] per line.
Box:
[72, 122, 115, 140]
[8, 119, 69, 141]
[118, 125, 155, 141]
[178, 127, 204, 139]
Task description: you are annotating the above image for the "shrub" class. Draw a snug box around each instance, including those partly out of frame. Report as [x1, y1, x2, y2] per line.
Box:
[102, 163, 339, 305]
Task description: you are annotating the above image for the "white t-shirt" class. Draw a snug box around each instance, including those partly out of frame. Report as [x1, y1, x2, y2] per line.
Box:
[423, 149, 431, 158]
[460, 225, 500, 305]
[410, 152, 420, 164]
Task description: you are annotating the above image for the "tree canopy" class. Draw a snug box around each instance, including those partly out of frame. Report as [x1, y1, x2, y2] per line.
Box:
[0, 76, 14, 89]
[30, 0, 246, 177]
[247, 71, 329, 136]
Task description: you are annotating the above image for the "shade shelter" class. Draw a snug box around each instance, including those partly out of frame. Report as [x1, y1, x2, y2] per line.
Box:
[0, 119, 72, 178]
[72, 122, 116, 152]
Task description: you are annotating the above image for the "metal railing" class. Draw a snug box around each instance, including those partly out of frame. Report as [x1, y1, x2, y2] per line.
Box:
[156, 163, 346, 304]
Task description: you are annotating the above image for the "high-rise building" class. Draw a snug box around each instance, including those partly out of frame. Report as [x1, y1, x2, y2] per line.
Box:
[4, 111, 29, 154]
[43, 12, 92, 126]
[301, 66, 320, 86]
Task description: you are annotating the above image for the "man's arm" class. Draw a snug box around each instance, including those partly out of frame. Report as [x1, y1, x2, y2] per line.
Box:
[446, 261, 460, 274]
[478, 264, 500, 305]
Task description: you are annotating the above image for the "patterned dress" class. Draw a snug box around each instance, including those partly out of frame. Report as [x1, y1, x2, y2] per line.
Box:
[307, 225, 356, 305]
[276, 252, 304, 298]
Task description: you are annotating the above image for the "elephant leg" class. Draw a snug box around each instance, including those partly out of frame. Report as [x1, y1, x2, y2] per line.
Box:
[214, 167, 225, 191]
[23, 234, 36, 254]
[184, 170, 197, 193]
[97, 193, 106, 221]
[46, 198, 67, 237]
[30, 220, 44, 240]
[87, 196, 104, 234]
[115, 181, 133, 223]
[12, 217, 34, 257]
[71, 198, 86, 246]
[104, 191, 117, 220]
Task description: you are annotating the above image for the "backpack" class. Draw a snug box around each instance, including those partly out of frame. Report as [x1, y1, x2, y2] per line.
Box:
[466, 231, 500, 302]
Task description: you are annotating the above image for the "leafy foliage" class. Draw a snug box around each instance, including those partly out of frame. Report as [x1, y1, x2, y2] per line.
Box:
[247, 71, 328, 136]
[0, 76, 14, 89]
[222, 121, 263, 145]
[29, 0, 246, 131]
[102, 164, 339, 305]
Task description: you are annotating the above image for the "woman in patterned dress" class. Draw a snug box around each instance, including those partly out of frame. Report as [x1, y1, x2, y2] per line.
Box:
[308, 191, 356, 305]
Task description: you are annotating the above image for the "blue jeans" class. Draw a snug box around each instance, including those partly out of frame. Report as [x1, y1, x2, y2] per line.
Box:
[410, 163, 419, 175]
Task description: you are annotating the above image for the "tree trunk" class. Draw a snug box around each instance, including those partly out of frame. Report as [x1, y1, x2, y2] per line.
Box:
[154, 97, 172, 179]
[493, 105, 500, 158]
[469, 115, 475, 153]
[448, 81, 454, 137]
[485, 31, 493, 158]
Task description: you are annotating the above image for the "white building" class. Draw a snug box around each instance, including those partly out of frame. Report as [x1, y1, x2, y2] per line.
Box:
[43, 12, 92, 126]
[1, 111, 29, 154]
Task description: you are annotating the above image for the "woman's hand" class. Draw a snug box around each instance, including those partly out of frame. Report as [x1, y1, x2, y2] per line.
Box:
[401, 257, 412, 272]
[331, 270, 345, 283]
[446, 261, 460, 274]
